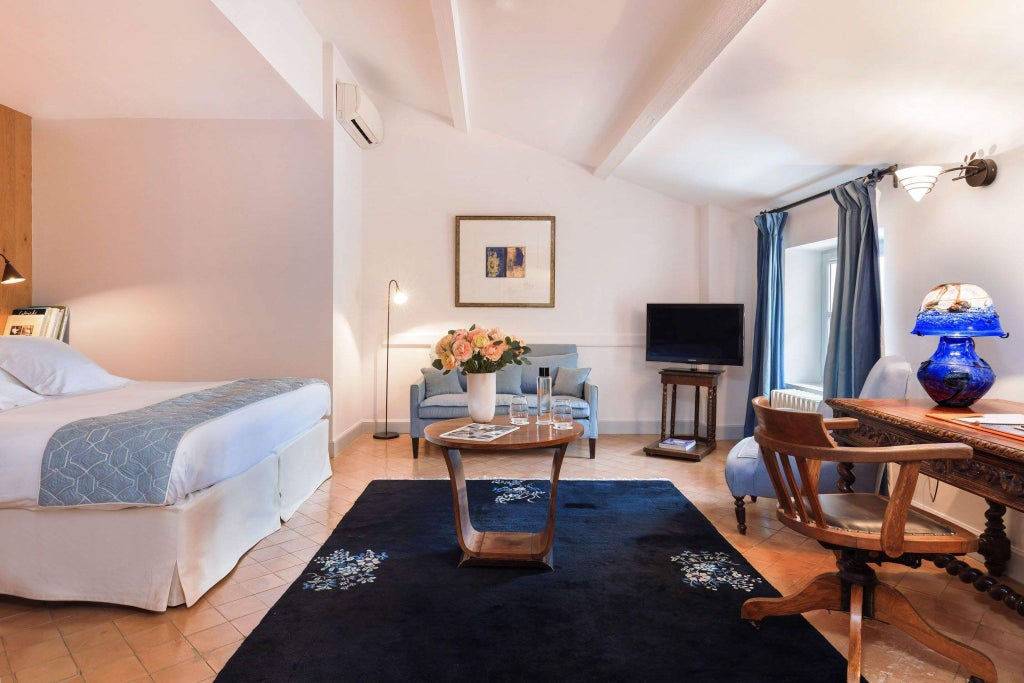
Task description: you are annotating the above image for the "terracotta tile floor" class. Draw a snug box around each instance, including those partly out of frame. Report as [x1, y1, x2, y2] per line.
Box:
[1, 434, 1022, 682]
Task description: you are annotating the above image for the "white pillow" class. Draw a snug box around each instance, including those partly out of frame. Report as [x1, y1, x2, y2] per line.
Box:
[0, 367, 44, 411]
[0, 337, 130, 396]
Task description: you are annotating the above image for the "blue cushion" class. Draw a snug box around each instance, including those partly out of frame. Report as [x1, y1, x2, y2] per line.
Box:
[521, 353, 578, 392]
[495, 365, 523, 394]
[553, 367, 590, 398]
[421, 367, 463, 398]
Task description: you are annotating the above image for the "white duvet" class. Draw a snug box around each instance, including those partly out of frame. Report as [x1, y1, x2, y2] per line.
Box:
[0, 380, 330, 510]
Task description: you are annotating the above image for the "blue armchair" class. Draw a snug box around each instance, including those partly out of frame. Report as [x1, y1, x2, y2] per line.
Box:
[726, 355, 913, 534]
[409, 344, 599, 459]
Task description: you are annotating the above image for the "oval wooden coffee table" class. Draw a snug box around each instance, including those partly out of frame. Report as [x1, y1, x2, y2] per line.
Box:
[424, 416, 584, 571]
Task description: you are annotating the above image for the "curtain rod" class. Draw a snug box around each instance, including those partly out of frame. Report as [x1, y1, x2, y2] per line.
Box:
[760, 164, 898, 215]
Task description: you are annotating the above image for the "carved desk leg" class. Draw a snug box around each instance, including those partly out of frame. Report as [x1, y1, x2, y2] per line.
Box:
[979, 500, 1011, 577]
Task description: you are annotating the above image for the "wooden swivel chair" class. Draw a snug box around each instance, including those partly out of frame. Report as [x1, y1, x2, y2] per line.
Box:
[742, 396, 997, 683]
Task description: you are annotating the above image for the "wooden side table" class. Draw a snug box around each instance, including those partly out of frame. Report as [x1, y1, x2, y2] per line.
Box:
[643, 369, 722, 461]
[424, 416, 584, 570]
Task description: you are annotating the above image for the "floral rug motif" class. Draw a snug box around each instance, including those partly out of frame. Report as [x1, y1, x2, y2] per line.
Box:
[492, 479, 547, 504]
[303, 549, 388, 592]
[669, 549, 763, 592]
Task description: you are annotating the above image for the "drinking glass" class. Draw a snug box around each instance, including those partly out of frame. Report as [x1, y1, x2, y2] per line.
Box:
[509, 395, 530, 425]
[553, 399, 573, 430]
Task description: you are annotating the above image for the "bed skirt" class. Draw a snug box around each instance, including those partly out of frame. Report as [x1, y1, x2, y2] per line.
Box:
[0, 419, 331, 612]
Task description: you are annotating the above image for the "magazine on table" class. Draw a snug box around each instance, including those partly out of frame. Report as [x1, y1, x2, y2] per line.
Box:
[440, 423, 520, 442]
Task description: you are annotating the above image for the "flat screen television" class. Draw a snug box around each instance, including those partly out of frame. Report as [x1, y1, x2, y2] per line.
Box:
[645, 303, 744, 366]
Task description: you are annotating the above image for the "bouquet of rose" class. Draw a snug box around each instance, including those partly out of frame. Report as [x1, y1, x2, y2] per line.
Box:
[432, 325, 531, 374]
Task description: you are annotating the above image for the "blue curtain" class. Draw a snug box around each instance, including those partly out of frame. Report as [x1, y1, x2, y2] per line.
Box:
[744, 212, 787, 436]
[823, 178, 882, 399]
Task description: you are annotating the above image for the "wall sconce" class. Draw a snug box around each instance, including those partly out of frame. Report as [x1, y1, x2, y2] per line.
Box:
[1, 254, 25, 284]
[895, 153, 997, 202]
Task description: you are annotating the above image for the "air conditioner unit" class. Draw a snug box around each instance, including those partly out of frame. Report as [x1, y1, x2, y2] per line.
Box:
[336, 82, 383, 149]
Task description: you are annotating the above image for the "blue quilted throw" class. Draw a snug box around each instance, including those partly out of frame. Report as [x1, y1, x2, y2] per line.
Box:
[38, 378, 325, 507]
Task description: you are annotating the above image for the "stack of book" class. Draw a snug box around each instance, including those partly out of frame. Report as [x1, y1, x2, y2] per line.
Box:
[658, 437, 696, 452]
[3, 306, 68, 339]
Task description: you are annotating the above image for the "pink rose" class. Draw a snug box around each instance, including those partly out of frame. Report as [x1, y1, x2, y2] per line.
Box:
[488, 327, 504, 340]
[452, 339, 473, 362]
[483, 342, 504, 362]
[435, 334, 453, 356]
[441, 352, 456, 370]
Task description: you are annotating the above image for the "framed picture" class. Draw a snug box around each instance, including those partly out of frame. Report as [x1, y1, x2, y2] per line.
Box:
[455, 216, 555, 307]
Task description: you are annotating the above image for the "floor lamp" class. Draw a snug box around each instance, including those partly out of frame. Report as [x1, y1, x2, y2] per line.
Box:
[374, 279, 407, 440]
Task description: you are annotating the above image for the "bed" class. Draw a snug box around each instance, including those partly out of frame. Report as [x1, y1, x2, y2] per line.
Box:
[0, 337, 332, 611]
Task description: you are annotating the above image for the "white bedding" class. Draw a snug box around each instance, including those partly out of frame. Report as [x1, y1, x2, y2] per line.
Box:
[0, 380, 331, 509]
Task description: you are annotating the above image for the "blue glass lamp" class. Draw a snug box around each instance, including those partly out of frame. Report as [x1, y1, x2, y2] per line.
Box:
[912, 283, 1008, 407]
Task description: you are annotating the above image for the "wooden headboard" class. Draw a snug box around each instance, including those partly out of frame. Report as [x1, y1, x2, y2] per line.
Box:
[0, 103, 32, 321]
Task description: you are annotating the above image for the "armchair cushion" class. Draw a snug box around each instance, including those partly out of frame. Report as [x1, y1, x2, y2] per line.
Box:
[553, 367, 591, 398]
[421, 367, 463, 398]
[495, 365, 523, 394]
[521, 354, 578, 392]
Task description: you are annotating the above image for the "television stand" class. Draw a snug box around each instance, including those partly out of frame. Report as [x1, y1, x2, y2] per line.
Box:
[665, 366, 719, 375]
[644, 368, 723, 461]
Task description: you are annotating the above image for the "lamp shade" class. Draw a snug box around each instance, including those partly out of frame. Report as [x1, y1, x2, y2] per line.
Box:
[911, 283, 1006, 337]
[895, 165, 941, 202]
[1, 257, 25, 284]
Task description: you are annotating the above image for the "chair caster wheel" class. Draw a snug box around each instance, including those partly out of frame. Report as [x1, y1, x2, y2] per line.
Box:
[745, 619, 761, 630]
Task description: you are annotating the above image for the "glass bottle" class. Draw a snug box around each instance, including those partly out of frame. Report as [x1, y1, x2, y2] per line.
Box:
[536, 367, 552, 425]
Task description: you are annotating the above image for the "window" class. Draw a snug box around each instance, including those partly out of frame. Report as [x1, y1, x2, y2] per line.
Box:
[822, 248, 837, 368]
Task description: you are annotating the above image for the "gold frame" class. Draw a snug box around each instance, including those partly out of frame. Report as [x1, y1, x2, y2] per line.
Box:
[455, 216, 555, 308]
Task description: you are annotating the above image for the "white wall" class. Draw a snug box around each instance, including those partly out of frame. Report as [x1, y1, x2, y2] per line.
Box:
[361, 96, 731, 435]
[331, 45, 366, 446]
[701, 205, 756, 431]
[879, 146, 1024, 579]
[33, 118, 333, 386]
[31, 43, 368, 448]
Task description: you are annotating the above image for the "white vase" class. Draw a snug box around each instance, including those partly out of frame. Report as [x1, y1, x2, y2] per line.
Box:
[466, 371, 497, 423]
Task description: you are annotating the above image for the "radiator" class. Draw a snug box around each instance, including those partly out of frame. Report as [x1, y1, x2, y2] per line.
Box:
[770, 388, 823, 413]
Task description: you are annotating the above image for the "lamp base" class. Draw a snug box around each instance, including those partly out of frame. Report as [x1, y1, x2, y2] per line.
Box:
[918, 336, 995, 408]
[373, 431, 400, 440]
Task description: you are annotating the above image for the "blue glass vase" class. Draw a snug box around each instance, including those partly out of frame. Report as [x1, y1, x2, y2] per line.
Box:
[917, 336, 994, 407]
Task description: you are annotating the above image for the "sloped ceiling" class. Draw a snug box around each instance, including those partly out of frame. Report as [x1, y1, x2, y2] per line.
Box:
[0, 0, 318, 119]
[4, 0, 1023, 208]
[302, 0, 1024, 209]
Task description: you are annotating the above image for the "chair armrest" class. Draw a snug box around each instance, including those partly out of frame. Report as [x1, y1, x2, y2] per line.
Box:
[881, 461, 923, 557]
[823, 417, 859, 431]
[756, 436, 973, 464]
[410, 380, 425, 406]
[584, 381, 599, 437]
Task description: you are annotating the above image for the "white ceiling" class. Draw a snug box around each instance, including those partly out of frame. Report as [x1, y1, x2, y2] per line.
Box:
[616, 0, 1024, 209]
[4, 0, 1023, 208]
[305, 0, 1024, 209]
[0, 0, 316, 119]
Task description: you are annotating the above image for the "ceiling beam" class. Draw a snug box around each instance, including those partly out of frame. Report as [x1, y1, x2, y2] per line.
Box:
[592, 0, 765, 179]
[431, 0, 470, 132]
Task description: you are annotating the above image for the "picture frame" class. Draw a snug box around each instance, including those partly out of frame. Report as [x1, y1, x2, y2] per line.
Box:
[455, 216, 555, 308]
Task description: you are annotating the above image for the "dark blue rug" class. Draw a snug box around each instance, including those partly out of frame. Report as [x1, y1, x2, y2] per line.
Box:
[218, 479, 850, 682]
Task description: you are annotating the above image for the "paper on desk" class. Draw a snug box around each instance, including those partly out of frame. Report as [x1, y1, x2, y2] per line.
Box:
[954, 413, 1024, 425]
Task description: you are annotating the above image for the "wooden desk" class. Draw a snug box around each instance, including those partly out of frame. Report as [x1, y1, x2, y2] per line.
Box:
[828, 398, 1024, 622]
[424, 416, 584, 571]
[644, 369, 722, 461]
